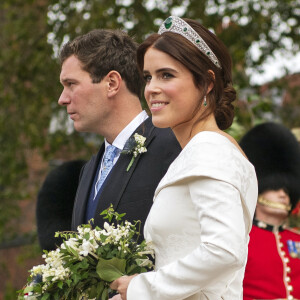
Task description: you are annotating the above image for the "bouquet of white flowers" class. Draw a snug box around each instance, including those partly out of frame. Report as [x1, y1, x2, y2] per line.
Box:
[18, 205, 154, 300]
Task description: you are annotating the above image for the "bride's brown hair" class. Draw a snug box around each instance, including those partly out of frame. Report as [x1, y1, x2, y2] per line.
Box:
[137, 19, 236, 131]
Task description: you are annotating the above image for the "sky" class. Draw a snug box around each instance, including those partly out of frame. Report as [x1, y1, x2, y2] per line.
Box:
[247, 50, 300, 85]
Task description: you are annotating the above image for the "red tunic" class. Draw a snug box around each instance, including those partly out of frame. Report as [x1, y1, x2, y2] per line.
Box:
[243, 220, 300, 300]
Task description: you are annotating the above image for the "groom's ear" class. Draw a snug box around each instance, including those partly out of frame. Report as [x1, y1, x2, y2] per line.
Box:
[105, 71, 122, 98]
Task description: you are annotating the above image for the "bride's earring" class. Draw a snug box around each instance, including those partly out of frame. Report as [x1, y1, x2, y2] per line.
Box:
[203, 96, 207, 107]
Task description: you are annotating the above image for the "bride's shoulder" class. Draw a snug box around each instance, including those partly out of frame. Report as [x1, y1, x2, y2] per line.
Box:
[156, 130, 257, 202]
[170, 131, 255, 179]
[186, 131, 245, 158]
[217, 132, 248, 159]
[156, 130, 257, 198]
[171, 132, 251, 171]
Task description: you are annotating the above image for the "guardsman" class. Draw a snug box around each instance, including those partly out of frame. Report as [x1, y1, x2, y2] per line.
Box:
[240, 122, 300, 300]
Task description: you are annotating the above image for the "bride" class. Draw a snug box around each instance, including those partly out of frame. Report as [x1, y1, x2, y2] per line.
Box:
[110, 16, 258, 299]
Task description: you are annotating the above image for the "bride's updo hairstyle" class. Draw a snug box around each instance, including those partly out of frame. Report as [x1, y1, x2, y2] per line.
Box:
[137, 17, 236, 130]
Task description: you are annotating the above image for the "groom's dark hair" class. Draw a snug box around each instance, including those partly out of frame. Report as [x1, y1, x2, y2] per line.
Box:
[59, 29, 143, 99]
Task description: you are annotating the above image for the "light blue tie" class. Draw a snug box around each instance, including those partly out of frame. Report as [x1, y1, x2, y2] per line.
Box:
[94, 145, 119, 199]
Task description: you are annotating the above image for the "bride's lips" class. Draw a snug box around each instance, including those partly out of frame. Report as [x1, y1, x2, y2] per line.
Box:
[149, 100, 169, 112]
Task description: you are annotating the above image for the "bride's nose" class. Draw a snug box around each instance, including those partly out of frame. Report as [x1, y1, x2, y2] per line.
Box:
[145, 79, 161, 98]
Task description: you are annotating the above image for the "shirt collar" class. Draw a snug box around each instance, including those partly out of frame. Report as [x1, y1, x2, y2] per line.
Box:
[104, 110, 149, 150]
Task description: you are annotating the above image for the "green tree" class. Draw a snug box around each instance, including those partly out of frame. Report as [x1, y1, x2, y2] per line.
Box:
[0, 0, 57, 240]
[0, 0, 94, 242]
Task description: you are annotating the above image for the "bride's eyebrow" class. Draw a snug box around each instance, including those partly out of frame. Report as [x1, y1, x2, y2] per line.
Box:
[157, 67, 178, 73]
[143, 67, 178, 74]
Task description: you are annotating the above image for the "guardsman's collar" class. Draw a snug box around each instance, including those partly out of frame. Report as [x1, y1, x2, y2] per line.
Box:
[253, 218, 286, 233]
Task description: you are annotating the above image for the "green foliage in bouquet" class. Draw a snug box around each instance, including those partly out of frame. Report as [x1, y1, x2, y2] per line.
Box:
[17, 205, 154, 300]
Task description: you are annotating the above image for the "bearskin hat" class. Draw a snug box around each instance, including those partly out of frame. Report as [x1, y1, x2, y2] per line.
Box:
[239, 122, 300, 210]
[36, 159, 86, 250]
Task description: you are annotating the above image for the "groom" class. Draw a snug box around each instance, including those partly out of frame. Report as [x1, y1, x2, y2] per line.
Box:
[58, 29, 181, 239]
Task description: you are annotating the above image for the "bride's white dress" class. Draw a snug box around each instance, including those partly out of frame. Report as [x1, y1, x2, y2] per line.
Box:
[127, 131, 258, 300]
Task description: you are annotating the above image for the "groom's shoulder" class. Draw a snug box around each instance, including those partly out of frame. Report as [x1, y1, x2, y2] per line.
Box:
[154, 126, 177, 138]
[141, 117, 180, 149]
[79, 149, 101, 177]
[152, 126, 181, 148]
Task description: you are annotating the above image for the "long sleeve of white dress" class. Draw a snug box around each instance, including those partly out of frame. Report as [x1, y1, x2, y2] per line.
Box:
[127, 132, 258, 300]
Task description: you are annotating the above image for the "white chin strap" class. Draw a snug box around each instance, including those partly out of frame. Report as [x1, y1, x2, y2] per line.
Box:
[258, 196, 291, 212]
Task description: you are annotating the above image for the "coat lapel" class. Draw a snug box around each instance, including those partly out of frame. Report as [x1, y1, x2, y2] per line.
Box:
[73, 145, 105, 227]
[94, 118, 155, 219]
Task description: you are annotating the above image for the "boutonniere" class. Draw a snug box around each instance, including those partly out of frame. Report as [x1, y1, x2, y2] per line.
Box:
[122, 133, 147, 171]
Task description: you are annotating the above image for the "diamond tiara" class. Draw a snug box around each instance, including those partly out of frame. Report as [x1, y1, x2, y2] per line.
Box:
[158, 16, 222, 69]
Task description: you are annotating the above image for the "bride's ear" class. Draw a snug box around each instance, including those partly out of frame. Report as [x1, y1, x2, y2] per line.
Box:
[207, 70, 215, 94]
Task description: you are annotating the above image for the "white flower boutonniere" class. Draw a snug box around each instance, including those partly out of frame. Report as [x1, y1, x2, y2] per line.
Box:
[122, 133, 147, 171]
